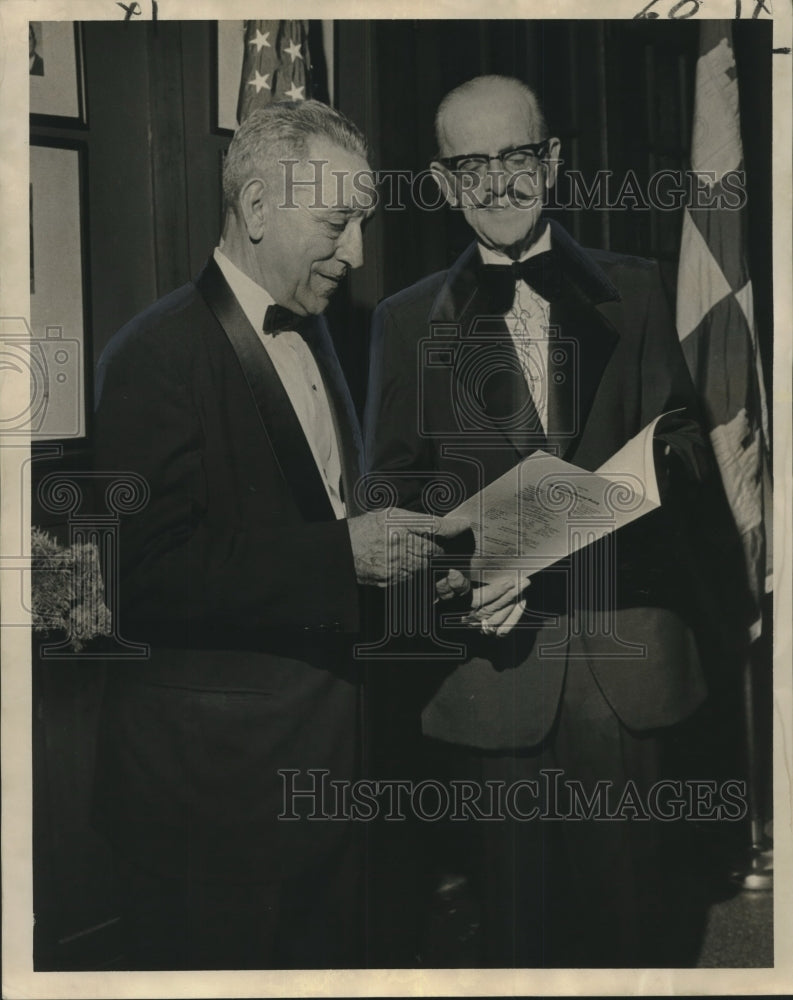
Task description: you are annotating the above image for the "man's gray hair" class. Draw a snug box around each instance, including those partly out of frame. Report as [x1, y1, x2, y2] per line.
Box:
[222, 100, 369, 210]
[435, 75, 548, 154]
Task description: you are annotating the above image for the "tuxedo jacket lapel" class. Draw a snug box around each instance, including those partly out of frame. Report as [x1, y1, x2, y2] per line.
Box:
[195, 258, 335, 523]
[430, 244, 545, 465]
[302, 318, 364, 515]
[546, 291, 620, 459]
[545, 221, 621, 460]
[430, 225, 622, 465]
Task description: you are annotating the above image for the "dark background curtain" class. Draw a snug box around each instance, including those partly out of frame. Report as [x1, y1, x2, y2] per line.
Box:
[30, 18, 772, 969]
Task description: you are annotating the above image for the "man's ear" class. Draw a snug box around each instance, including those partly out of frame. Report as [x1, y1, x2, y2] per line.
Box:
[238, 177, 269, 241]
[544, 138, 562, 192]
[429, 161, 459, 208]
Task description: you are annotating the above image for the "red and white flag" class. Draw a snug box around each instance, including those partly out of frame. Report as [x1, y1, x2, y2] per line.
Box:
[676, 20, 772, 641]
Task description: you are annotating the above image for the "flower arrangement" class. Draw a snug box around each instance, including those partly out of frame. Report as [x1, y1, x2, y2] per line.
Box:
[31, 527, 112, 651]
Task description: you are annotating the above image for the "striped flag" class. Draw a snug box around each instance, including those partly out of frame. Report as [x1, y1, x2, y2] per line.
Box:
[237, 20, 312, 124]
[676, 20, 771, 641]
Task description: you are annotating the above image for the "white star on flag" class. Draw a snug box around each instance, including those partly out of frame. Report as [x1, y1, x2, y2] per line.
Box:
[247, 70, 271, 94]
[237, 20, 313, 123]
[284, 39, 303, 62]
[248, 29, 271, 52]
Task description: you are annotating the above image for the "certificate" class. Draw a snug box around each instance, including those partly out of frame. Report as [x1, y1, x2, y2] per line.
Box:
[444, 411, 679, 580]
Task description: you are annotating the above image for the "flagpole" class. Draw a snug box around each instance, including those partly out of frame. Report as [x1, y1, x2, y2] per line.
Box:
[730, 641, 773, 891]
[675, 19, 773, 895]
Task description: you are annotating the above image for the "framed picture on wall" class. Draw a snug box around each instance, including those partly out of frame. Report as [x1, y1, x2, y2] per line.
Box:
[29, 21, 87, 126]
[213, 20, 245, 135]
[28, 138, 90, 440]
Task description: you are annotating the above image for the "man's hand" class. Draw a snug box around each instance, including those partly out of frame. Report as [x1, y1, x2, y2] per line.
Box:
[348, 509, 469, 587]
[436, 568, 530, 636]
[435, 568, 472, 602]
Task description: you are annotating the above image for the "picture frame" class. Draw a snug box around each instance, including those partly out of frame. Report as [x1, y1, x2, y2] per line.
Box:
[212, 20, 245, 135]
[28, 137, 91, 440]
[218, 146, 229, 230]
[29, 21, 87, 127]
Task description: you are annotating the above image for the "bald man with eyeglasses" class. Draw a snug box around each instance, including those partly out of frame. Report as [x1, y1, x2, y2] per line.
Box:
[365, 75, 749, 967]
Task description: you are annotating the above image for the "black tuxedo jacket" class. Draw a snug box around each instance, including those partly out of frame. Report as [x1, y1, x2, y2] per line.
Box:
[365, 221, 748, 750]
[93, 258, 364, 881]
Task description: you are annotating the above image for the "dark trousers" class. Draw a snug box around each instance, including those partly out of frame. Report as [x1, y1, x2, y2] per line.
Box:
[115, 833, 361, 970]
[422, 662, 667, 968]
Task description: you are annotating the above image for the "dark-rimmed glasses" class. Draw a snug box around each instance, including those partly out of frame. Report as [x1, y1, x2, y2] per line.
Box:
[437, 140, 550, 177]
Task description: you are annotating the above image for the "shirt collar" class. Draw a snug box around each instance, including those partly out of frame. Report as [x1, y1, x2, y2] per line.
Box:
[213, 247, 277, 337]
[478, 222, 552, 268]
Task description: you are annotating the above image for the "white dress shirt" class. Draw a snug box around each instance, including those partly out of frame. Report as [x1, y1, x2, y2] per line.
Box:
[213, 248, 346, 519]
[479, 223, 553, 435]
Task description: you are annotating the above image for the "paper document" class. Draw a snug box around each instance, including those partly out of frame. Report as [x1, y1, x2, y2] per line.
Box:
[442, 411, 679, 581]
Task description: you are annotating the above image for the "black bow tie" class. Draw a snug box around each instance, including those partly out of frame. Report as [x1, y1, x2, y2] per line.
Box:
[480, 250, 563, 307]
[263, 304, 305, 334]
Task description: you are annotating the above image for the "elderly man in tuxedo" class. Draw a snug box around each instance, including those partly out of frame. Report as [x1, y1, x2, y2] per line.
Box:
[93, 100, 463, 970]
[366, 75, 746, 966]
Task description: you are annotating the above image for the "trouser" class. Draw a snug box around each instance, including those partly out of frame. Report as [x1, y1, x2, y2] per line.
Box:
[114, 831, 362, 970]
[423, 661, 667, 968]
[96, 665, 364, 970]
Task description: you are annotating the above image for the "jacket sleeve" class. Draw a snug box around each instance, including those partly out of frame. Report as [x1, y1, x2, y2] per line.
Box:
[363, 297, 436, 510]
[94, 325, 360, 640]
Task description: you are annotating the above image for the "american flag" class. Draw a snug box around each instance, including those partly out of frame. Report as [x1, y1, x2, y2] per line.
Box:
[236, 20, 312, 124]
[676, 20, 772, 641]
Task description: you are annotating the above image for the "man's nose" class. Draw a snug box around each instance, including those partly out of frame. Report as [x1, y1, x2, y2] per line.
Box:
[483, 166, 508, 199]
[336, 222, 364, 270]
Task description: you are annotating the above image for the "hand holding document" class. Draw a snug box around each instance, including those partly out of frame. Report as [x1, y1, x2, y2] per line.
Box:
[436, 567, 528, 636]
[437, 411, 682, 634]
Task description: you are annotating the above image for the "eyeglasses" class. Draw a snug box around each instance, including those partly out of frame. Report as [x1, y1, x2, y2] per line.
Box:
[438, 140, 550, 177]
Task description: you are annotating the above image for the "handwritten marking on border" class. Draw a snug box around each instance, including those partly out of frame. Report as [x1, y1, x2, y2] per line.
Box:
[115, 1, 158, 19]
[634, 0, 702, 19]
